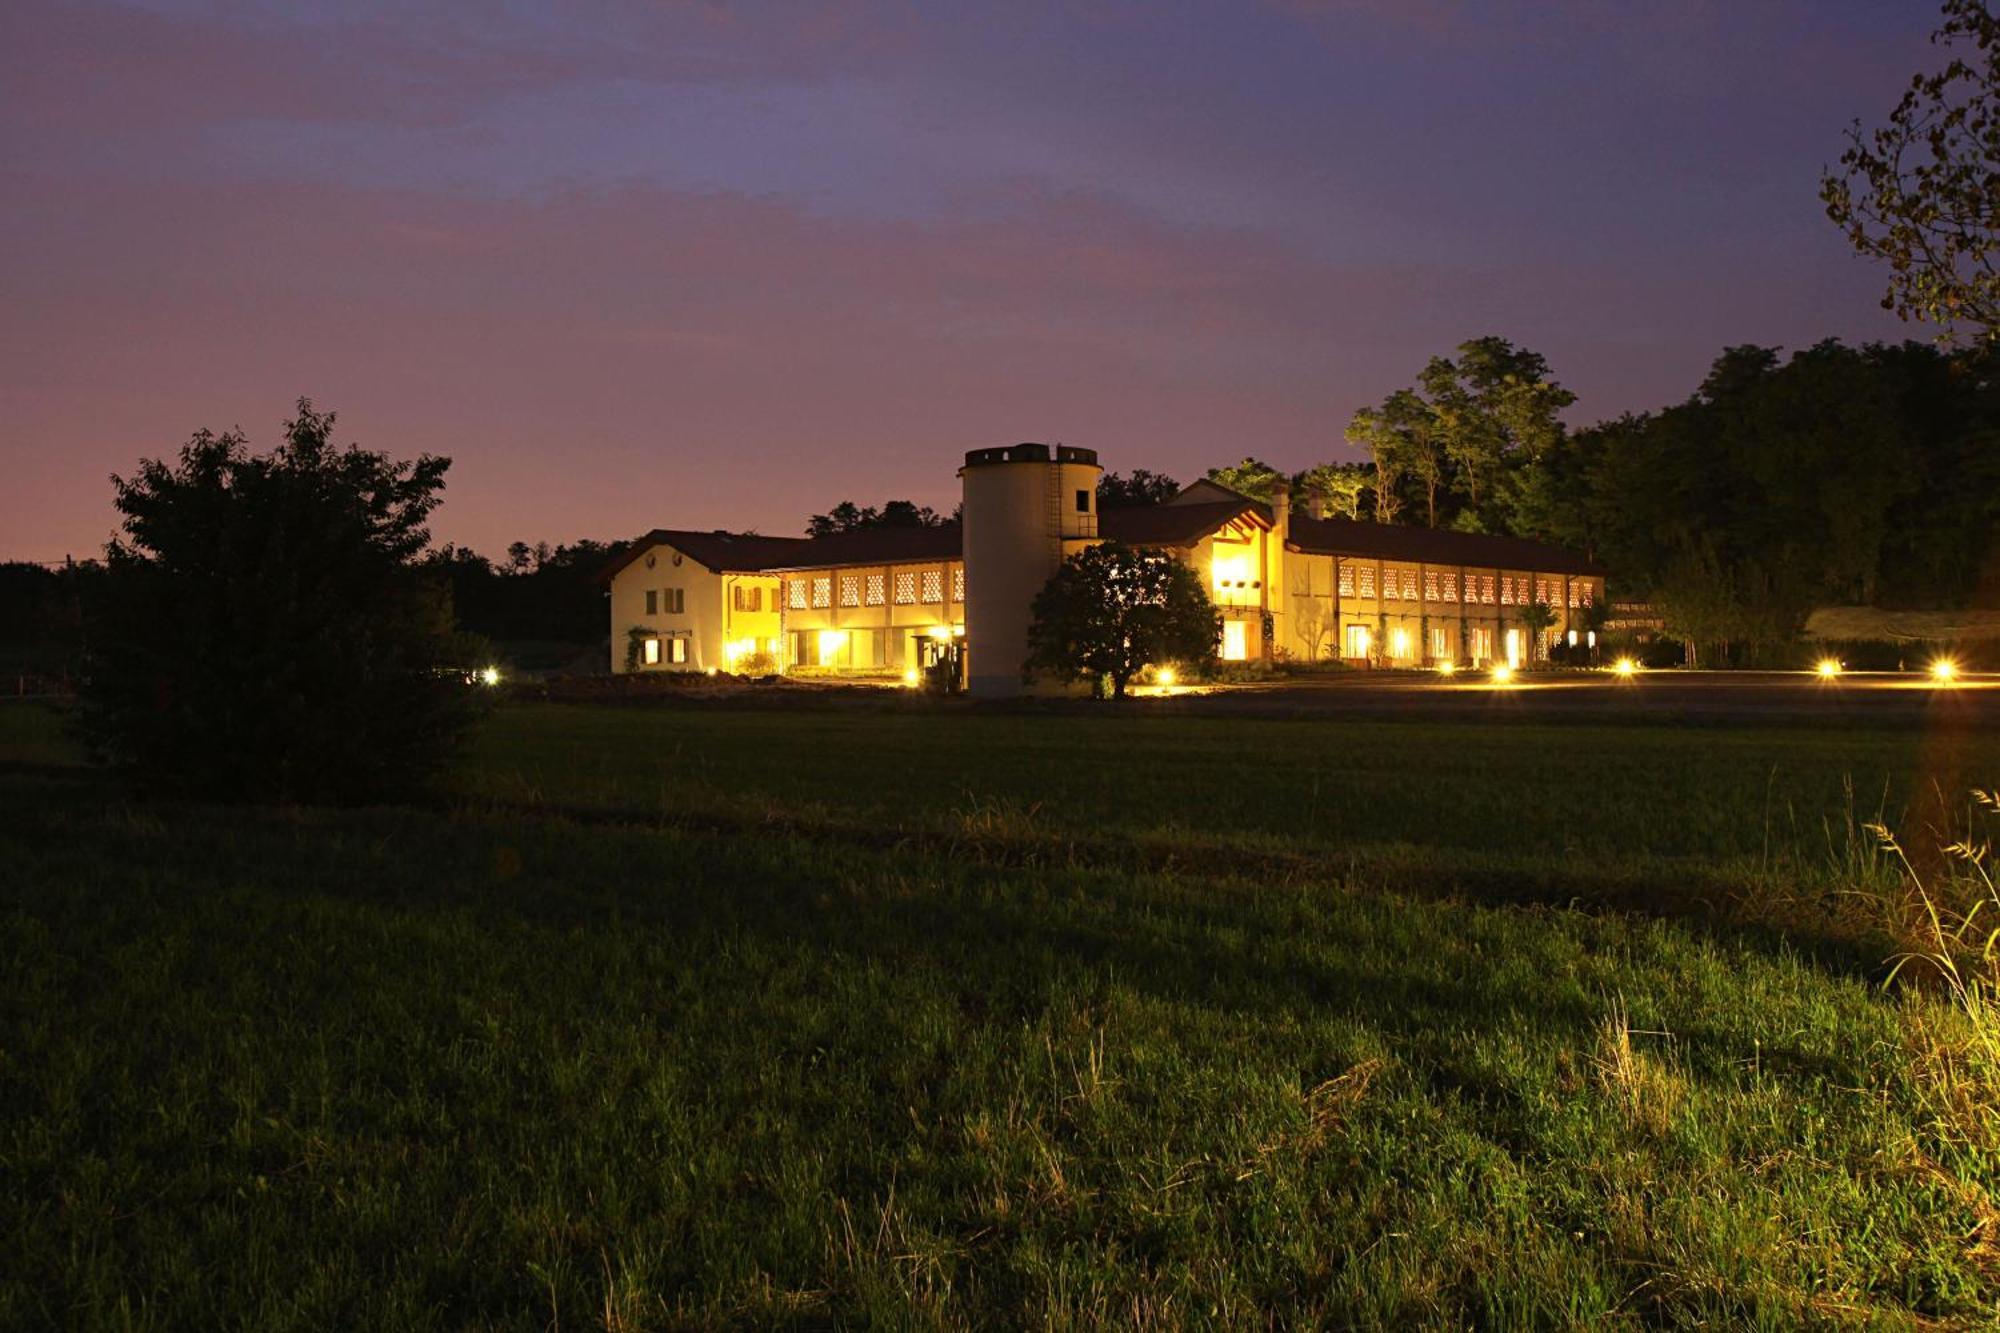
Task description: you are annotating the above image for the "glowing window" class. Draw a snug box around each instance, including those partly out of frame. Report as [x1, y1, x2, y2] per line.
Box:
[893, 571, 917, 605]
[1440, 571, 1457, 601]
[839, 575, 861, 608]
[1424, 571, 1440, 601]
[812, 577, 831, 609]
[1221, 619, 1250, 661]
[952, 567, 965, 602]
[669, 637, 688, 664]
[921, 569, 943, 603]
[642, 637, 662, 665]
[1402, 570, 1418, 600]
[1579, 583, 1594, 607]
[1338, 564, 1355, 597]
[1358, 567, 1376, 598]
[866, 574, 886, 606]
[1500, 577, 1515, 606]
[788, 579, 808, 610]
[1382, 571, 1398, 599]
[1482, 576, 1496, 604]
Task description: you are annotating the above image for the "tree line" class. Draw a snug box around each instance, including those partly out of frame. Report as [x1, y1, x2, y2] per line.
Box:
[1094, 334, 1999, 661]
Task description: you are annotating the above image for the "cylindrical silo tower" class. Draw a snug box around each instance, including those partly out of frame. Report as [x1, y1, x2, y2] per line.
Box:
[960, 442, 1103, 698]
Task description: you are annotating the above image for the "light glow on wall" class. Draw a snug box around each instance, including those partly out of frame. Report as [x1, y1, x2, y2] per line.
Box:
[1211, 552, 1253, 593]
[817, 629, 849, 659]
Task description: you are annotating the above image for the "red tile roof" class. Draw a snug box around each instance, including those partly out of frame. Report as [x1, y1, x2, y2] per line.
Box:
[598, 499, 1600, 583]
[1288, 514, 1603, 576]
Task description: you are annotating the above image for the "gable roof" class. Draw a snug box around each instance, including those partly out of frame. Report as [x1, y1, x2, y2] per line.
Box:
[596, 529, 814, 582]
[1165, 478, 1254, 507]
[757, 522, 963, 571]
[1288, 514, 1604, 576]
[1098, 498, 1266, 548]
[597, 523, 966, 582]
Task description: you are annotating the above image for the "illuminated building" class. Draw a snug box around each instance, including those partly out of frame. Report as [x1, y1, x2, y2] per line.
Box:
[599, 446, 1606, 693]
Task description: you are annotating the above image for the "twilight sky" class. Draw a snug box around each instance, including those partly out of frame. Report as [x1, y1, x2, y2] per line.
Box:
[0, 0, 1940, 560]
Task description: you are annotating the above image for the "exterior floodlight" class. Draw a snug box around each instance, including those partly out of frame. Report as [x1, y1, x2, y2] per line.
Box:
[903, 667, 921, 686]
[1931, 658, 1958, 683]
[1156, 667, 1177, 687]
[1816, 659, 1841, 680]
[480, 666, 501, 687]
[1613, 658, 1637, 678]
[1436, 661, 1456, 677]
[1491, 663, 1514, 685]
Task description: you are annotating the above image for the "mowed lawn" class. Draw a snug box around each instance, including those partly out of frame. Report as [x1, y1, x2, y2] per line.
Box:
[4, 700, 1998, 1327]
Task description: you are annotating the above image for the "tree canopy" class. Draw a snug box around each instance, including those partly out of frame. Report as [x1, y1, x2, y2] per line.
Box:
[1203, 458, 1287, 502]
[1095, 468, 1181, 508]
[1823, 0, 2000, 342]
[1023, 542, 1218, 698]
[1345, 337, 1574, 532]
[78, 400, 487, 802]
[1555, 340, 2000, 658]
[806, 499, 948, 538]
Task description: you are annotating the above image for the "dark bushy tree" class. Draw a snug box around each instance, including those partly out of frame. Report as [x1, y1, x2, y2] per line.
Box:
[78, 399, 487, 802]
[806, 499, 946, 538]
[1024, 542, 1219, 697]
[1095, 468, 1181, 508]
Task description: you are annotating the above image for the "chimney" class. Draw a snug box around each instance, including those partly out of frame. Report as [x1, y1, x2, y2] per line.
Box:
[1269, 476, 1291, 538]
[1306, 487, 1326, 520]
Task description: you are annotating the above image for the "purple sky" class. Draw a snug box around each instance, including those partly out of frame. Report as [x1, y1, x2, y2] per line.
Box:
[0, 0, 1937, 560]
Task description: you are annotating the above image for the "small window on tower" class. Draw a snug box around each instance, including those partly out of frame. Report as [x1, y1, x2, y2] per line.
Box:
[1075, 489, 1090, 513]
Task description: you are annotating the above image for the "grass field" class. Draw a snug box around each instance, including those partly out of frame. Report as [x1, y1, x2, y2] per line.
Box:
[4, 699, 1998, 1327]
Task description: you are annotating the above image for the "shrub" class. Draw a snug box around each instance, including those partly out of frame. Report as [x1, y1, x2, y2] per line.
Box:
[76, 400, 487, 803]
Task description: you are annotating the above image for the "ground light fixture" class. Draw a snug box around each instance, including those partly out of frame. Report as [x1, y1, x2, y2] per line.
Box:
[1931, 658, 1959, 684]
[903, 667, 920, 686]
[1436, 660, 1456, 677]
[480, 666, 501, 687]
[1816, 658, 1842, 680]
[1156, 667, 1177, 686]
[1612, 658, 1637, 678]
[1490, 663, 1514, 685]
